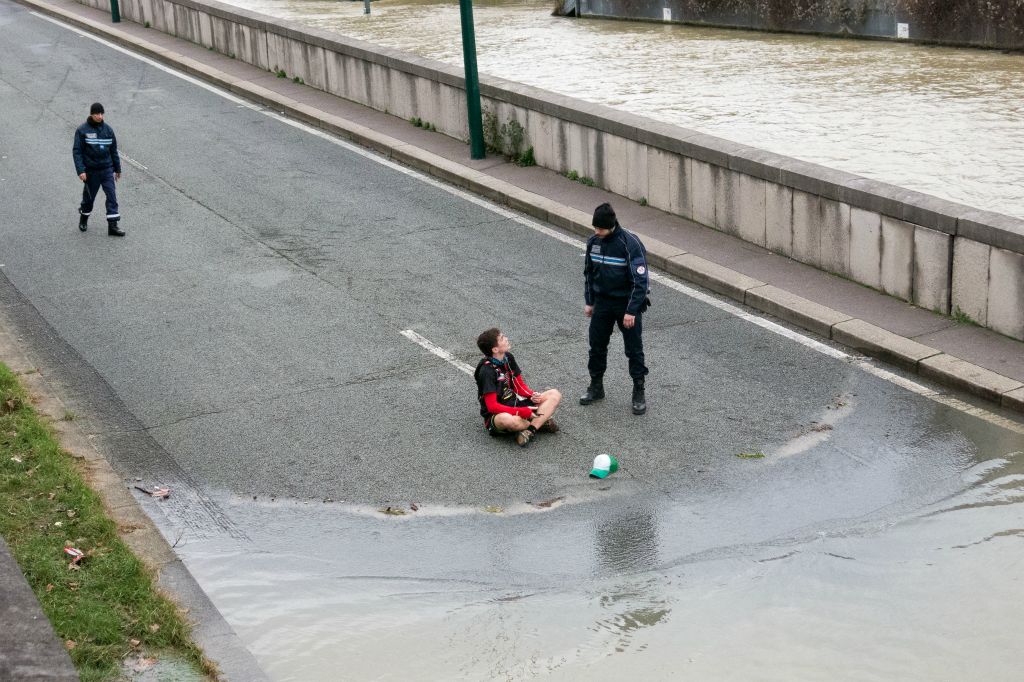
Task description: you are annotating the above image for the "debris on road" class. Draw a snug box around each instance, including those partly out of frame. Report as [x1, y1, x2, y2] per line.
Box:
[134, 485, 171, 498]
[379, 506, 407, 516]
[484, 506, 503, 513]
[532, 496, 563, 508]
[736, 452, 765, 459]
[126, 655, 158, 673]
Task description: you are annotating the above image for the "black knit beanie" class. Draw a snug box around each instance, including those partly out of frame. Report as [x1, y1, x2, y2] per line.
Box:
[90, 102, 104, 115]
[592, 202, 617, 229]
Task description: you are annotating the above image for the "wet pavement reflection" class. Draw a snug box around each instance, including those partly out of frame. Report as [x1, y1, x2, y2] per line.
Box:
[224, 0, 1024, 218]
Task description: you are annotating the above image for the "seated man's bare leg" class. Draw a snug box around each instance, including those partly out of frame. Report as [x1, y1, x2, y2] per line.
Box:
[529, 389, 562, 430]
[492, 413, 530, 433]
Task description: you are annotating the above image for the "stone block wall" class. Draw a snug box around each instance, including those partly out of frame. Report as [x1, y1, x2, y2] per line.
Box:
[79, 0, 1024, 341]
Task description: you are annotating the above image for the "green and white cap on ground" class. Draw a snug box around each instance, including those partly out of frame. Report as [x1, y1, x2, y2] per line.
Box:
[589, 454, 619, 479]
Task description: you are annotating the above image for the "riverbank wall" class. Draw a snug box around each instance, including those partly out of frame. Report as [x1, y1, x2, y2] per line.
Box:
[72, 0, 1024, 341]
[575, 0, 1024, 50]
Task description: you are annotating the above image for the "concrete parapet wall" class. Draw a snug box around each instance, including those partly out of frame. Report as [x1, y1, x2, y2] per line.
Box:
[81, 0, 1024, 341]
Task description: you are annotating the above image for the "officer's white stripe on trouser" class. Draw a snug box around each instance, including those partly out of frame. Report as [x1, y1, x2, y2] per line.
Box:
[106, 213, 120, 219]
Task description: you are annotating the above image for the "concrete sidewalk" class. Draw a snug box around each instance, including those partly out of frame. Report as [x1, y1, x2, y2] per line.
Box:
[13, 0, 1024, 417]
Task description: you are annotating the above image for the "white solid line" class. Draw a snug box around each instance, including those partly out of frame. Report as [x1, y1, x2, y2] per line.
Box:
[118, 152, 148, 171]
[30, 12, 257, 108]
[400, 330, 475, 376]
[34, 9, 1022, 433]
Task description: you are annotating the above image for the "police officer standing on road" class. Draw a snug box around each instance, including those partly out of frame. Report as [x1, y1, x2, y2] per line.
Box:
[581, 202, 650, 415]
[73, 102, 124, 236]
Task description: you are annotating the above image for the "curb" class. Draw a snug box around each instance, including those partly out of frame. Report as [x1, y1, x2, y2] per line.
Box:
[15, 0, 1024, 416]
[0, 311, 267, 681]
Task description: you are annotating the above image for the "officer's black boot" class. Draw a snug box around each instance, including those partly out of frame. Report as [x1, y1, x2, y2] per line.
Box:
[107, 219, 125, 237]
[631, 378, 647, 415]
[78, 210, 88, 232]
[579, 376, 605, 405]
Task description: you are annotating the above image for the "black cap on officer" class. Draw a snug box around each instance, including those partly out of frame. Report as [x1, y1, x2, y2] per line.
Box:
[592, 203, 618, 229]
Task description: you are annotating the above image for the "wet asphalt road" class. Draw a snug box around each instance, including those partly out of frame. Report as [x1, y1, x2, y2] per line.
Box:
[2, 0, 1015, 507]
[2, 3, 1023, 678]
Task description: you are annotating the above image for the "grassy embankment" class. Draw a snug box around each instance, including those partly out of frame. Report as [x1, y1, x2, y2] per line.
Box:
[0, 362, 213, 681]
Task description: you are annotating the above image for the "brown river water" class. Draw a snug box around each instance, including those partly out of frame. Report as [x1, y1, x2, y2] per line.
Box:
[223, 0, 1024, 219]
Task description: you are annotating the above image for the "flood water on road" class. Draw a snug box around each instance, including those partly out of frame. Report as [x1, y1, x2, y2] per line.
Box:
[223, 0, 1024, 219]
[171, 409, 1024, 681]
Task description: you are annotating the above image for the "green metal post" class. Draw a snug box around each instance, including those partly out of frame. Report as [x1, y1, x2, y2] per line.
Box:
[110, 0, 121, 22]
[458, 0, 485, 159]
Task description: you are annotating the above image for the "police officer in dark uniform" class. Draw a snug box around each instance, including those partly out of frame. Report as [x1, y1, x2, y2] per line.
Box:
[581, 203, 650, 415]
[73, 102, 125, 236]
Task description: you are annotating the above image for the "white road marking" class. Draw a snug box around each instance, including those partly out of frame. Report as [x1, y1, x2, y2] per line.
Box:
[118, 152, 147, 171]
[400, 330, 475, 375]
[34, 10, 1023, 434]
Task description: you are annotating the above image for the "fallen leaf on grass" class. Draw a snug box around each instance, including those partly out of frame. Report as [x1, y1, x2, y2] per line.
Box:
[129, 639, 141, 648]
[148, 623, 160, 633]
[736, 452, 765, 459]
[64, 640, 76, 651]
[10, 456, 21, 463]
[46, 584, 54, 592]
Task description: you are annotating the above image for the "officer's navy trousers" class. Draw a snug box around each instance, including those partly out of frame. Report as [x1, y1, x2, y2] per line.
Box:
[79, 168, 119, 220]
[587, 297, 648, 380]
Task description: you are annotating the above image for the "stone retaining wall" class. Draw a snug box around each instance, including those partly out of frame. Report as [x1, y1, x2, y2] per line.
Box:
[579, 0, 1024, 50]
[77, 0, 1024, 341]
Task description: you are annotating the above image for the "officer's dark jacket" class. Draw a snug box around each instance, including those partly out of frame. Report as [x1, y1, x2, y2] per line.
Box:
[72, 119, 121, 174]
[584, 225, 649, 315]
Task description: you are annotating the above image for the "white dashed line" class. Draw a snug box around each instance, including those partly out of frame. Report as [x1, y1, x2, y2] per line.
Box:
[400, 330, 475, 376]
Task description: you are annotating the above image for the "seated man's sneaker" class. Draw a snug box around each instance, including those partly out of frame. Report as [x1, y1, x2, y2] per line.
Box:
[540, 419, 559, 433]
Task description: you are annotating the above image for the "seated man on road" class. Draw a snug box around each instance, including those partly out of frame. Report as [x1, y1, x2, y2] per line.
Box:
[474, 328, 562, 448]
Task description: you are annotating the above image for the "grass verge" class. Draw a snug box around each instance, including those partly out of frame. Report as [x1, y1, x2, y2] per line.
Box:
[0, 362, 213, 681]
